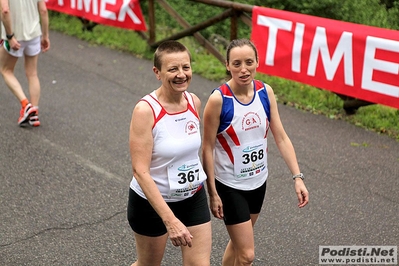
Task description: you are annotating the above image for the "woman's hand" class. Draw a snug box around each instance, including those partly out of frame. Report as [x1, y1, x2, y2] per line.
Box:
[209, 194, 224, 219]
[165, 218, 193, 247]
[9, 38, 21, 50]
[294, 179, 309, 208]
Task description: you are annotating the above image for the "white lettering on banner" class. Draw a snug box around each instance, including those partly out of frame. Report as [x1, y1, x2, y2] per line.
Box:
[308, 27, 354, 86]
[362, 36, 399, 97]
[118, 0, 142, 24]
[257, 15, 354, 86]
[257, 15, 292, 66]
[73, 0, 99, 14]
[252, 6, 399, 109]
[100, 0, 116, 20]
[292, 23, 304, 73]
[53, 0, 142, 24]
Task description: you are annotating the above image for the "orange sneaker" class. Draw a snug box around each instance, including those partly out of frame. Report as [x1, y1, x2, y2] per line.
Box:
[18, 103, 36, 126]
[29, 110, 40, 127]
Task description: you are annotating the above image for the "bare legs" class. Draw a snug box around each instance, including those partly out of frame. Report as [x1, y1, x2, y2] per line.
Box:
[131, 221, 212, 266]
[0, 46, 40, 106]
[131, 233, 168, 266]
[181, 222, 212, 266]
[0, 47, 25, 101]
[222, 214, 260, 266]
[24, 53, 40, 106]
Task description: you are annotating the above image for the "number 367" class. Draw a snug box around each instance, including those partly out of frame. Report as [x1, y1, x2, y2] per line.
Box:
[177, 169, 200, 184]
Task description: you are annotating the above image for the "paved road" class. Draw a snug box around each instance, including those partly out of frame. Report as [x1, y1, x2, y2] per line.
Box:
[1, 31, 398, 266]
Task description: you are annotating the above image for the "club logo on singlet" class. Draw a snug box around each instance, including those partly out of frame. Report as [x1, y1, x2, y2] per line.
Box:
[185, 120, 198, 135]
[242, 111, 261, 131]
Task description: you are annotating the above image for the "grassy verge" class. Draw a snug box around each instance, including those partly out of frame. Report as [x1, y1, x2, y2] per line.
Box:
[48, 12, 399, 141]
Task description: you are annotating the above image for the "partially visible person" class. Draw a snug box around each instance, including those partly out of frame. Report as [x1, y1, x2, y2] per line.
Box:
[0, 0, 50, 127]
[202, 39, 309, 266]
[127, 40, 212, 266]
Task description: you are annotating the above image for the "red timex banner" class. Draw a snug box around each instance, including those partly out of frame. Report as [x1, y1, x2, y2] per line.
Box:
[251, 6, 399, 109]
[45, 0, 147, 31]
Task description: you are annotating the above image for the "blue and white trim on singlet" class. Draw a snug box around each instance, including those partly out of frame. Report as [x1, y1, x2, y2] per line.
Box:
[213, 80, 271, 190]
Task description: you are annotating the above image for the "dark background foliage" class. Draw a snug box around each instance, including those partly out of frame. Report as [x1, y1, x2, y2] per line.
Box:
[139, 0, 399, 41]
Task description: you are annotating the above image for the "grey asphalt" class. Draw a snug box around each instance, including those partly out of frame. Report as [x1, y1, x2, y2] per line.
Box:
[0, 31, 398, 266]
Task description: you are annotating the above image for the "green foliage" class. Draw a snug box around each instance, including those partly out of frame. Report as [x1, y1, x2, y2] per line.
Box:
[140, 0, 251, 41]
[243, 0, 399, 29]
[346, 105, 399, 137]
[48, 11, 152, 58]
[48, 2, 399, 140]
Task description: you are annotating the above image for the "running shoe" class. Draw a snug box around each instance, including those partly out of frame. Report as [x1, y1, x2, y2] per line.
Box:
[18, 103, 36, 126]
[29, 110, 40, 127]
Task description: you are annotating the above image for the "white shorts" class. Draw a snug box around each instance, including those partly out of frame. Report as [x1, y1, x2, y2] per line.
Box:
[3, 36, 41, 57]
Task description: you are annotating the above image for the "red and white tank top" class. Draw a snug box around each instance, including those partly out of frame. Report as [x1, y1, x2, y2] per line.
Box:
[130, 91, 207, 202]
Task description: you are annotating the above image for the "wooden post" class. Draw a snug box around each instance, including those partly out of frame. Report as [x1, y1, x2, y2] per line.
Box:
[151, 8, 235, 47]
[230, 10, 238, 40]
[191, 0, 253, 13]
[154, 0, 226, 63]
[148, 0, 156, 43]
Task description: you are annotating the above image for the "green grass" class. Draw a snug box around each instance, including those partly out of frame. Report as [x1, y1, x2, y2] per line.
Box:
[49, 12, 399, 141]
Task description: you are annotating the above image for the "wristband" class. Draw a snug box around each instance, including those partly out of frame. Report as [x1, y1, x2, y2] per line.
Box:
[292, 173, 304, 180]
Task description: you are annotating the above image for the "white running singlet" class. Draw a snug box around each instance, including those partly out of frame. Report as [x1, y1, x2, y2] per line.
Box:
[130, 91, 207, 202]
[214, 80, 271, 190]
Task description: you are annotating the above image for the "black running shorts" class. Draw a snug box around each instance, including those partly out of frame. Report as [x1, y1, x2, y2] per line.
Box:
[215, 179, 267, 225]
[127, 185, 210, 236]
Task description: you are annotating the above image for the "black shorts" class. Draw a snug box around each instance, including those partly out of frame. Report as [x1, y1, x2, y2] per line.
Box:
[127, 185, 211, 237]
[216, 179, 267, 225]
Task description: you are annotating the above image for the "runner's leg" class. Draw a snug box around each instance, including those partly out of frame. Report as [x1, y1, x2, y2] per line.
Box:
[24, 54, 40, 106]
[223, 214, 259, 266]
[131, 232, 168, 266]
[181, 221, 212, 266]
